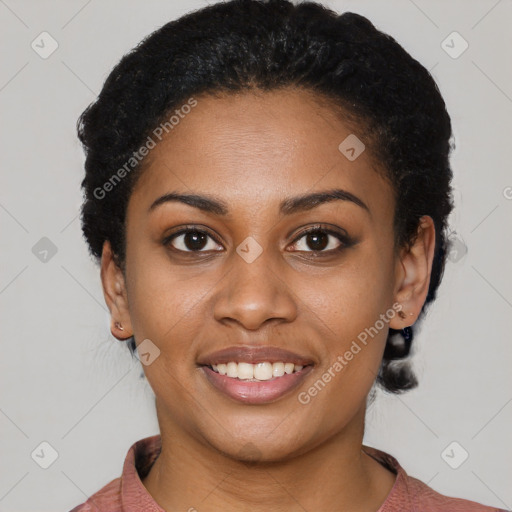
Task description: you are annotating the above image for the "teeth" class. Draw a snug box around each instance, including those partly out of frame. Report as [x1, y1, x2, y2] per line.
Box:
[254, 362, 273, 380]
[209, 361, 306, 380]
[284, 362, 295, 374]
[238, 362, 254, 380]
[273, 362, 285, 377]
[226, 362, 238, 378]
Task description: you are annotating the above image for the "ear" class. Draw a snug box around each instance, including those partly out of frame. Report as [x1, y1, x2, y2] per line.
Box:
[100, 240, 133, 340]
[389, 215, 436, 330]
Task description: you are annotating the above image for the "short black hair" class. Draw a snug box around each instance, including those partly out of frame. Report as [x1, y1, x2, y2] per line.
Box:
[77, 0, 454, 393]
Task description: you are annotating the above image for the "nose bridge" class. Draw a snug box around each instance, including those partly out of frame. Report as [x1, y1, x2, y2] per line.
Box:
[213, 238, 297, 330]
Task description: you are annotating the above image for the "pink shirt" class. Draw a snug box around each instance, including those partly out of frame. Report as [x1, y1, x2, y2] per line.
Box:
[69, 434, 507, 511]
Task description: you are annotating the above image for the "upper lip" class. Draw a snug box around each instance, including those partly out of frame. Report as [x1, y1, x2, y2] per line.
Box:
[197, 346, 315, 366]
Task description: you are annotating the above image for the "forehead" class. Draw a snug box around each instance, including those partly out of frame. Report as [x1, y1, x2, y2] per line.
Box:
[128, 88, 393, 219]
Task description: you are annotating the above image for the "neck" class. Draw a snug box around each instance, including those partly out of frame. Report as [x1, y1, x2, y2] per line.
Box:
[142, 403, 396, 512]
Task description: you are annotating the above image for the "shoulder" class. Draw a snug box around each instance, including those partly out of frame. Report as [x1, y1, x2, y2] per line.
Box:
[362, 445, 508, 512]
[405, 473, 507, 512]
[68, 476, 122, 511]
[67, 434, 162, 512]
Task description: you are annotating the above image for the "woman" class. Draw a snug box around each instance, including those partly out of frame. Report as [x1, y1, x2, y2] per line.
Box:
[70, 0, 507, 510]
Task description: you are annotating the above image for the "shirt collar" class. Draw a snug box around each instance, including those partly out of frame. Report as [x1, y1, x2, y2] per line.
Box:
[362, 445, 411, 511]
[121, 434, 165, 512]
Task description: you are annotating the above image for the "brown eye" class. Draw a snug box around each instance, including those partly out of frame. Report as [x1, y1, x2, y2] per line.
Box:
[164, 228, 223, 253]
[290, 226, 353, 254]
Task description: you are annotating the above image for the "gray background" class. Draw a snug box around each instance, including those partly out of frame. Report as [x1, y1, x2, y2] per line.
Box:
[1, 0, 511, 510]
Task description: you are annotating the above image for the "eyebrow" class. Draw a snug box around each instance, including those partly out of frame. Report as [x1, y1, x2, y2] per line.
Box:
[148, 188, 370, 216]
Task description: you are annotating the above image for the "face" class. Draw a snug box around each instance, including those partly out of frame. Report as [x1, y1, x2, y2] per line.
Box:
[101, 87, 435, 462]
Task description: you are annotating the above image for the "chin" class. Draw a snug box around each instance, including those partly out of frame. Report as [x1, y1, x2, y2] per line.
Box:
[199, 421, 317, 464]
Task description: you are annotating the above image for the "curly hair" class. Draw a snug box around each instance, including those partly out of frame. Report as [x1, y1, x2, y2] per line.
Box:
[76, 0, 454, 393]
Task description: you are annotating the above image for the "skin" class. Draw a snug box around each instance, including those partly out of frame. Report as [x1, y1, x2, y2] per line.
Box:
[100, 87, 435, 512]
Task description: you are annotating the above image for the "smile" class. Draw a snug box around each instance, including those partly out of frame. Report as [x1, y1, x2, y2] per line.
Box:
[197, 345, 315, 404]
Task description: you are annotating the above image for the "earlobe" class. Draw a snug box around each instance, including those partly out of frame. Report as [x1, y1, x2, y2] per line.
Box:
[100, 240, 133, 339]
[390, 215, 436, 330]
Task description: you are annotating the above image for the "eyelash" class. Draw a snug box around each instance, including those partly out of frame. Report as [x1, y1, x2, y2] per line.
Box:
[162, 224, 354, 257]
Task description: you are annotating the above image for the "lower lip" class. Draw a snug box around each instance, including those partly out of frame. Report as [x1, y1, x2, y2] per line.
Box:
[201, 365, 313, 404]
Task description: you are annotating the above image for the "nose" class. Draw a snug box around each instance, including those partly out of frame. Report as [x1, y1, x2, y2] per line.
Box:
[213, 248, 298, 331]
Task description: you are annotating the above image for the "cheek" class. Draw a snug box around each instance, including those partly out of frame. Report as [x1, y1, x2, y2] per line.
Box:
[125, 246, 212, 348]
[296, 267, 391, 425]
[304, 248, 394, 330]
[298, 247, 395, 392]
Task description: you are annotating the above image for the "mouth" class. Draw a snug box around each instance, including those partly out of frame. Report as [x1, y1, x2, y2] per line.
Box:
[197, 346, 315, 404]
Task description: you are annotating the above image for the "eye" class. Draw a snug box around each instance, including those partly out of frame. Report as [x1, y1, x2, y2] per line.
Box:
[163, 226, 223, 253]
[289, 225, 353, 254]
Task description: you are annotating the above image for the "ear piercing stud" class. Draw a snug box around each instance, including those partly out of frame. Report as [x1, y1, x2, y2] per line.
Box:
[398, 308, 415, 320]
